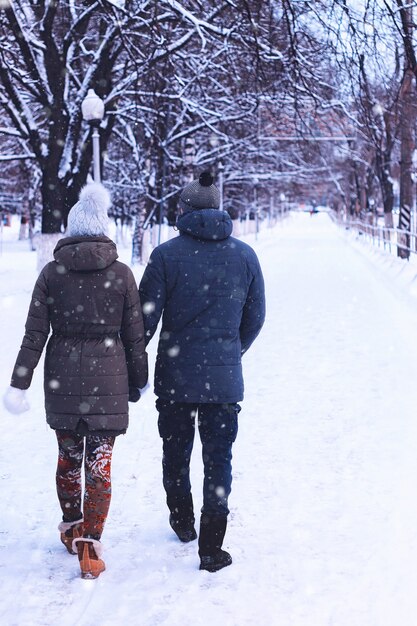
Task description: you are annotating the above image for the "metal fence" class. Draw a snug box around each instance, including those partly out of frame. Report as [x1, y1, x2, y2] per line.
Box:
[332, 213, 417, 259]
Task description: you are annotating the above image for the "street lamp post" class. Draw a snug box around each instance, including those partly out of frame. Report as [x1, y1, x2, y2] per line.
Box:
[81, 89, 105, 182]
[218, 161, 224, 211]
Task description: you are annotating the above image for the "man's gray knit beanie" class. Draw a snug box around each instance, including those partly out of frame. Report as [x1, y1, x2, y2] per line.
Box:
[67, 182, 111, 237]
[179, 172, 220, 212]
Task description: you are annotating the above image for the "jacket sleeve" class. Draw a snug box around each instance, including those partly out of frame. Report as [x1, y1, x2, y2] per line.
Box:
[138, 248, 166, 346]
[239, 253, 266, 355]
[120, 266, 148, 389]
[11, 266, 50, 390]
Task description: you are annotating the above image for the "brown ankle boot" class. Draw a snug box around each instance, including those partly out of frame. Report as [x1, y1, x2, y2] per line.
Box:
[72, 538, 105, 579]
[58, 518, 83, 555]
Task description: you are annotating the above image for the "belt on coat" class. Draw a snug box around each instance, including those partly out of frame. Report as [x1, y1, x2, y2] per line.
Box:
[52, 330, 120, 339]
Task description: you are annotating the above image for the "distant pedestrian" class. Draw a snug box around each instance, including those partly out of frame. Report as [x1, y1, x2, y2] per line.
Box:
[3, 183, 148, 579]
[139, 171, 265, 572]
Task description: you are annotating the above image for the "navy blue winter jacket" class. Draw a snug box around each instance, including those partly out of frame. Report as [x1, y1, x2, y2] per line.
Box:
[139, 208, 265, 403]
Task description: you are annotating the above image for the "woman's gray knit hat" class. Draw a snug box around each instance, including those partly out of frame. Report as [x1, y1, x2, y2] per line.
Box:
[179, 172, 220, 212]
[67, 182, 111, 237]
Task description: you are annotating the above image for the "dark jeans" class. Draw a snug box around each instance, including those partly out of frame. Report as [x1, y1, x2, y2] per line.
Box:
[156, 399, 240, 519]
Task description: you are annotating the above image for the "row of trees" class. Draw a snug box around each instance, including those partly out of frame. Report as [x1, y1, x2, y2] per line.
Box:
[1, 1, 417, 260]
[284, 1, 417, 238]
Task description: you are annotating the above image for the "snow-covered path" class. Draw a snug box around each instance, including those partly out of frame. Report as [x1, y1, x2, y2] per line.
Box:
[2, 212, 417, 626]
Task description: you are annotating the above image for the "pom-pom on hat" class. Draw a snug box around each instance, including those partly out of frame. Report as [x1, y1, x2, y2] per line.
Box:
[67, 182, 111, 237]
[179, 171, 220, 212]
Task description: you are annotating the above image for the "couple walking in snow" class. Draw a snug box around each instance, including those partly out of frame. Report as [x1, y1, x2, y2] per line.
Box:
[4, 172, 265, 579]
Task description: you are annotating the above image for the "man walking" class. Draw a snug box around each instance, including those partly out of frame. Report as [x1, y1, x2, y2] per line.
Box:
[139, 171, 265, 572]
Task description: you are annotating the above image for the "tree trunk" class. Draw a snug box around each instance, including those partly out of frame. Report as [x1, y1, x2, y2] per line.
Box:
[41, 173, 66, 234]
[131, 215, 145, 265]
[398, 67, 415, 259]
[36, 233, 62, 273]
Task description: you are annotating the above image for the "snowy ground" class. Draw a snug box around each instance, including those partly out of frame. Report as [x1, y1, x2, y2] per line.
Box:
[2, 212, 417, 626]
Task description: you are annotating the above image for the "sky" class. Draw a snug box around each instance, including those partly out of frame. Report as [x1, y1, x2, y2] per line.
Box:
[2, 211, 417, 626]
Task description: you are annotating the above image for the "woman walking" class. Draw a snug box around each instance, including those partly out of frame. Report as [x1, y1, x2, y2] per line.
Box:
[4, 183, 148, 579]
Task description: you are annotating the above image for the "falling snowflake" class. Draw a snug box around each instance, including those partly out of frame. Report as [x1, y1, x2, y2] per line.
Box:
[143, 301, 155, 314]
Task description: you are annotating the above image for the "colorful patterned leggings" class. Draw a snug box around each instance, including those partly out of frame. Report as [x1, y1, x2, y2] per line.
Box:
[55, 430, 115, 540]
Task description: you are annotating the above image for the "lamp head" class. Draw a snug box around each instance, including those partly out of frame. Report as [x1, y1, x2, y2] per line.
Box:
[81, 89, 105, 123]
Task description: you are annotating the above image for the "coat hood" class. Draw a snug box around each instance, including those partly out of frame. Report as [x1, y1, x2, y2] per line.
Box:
[176, 208, 233, 241]
[53, 236, 118, 271]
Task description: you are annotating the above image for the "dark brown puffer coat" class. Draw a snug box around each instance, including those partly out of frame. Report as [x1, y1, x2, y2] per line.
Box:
[10, 236, 148, 433]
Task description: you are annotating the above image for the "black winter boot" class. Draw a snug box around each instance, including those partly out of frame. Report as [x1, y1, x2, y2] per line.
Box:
[168, 494, 197, 543]
[198, 515, 232, 572]
[169, 514, 197, 542]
